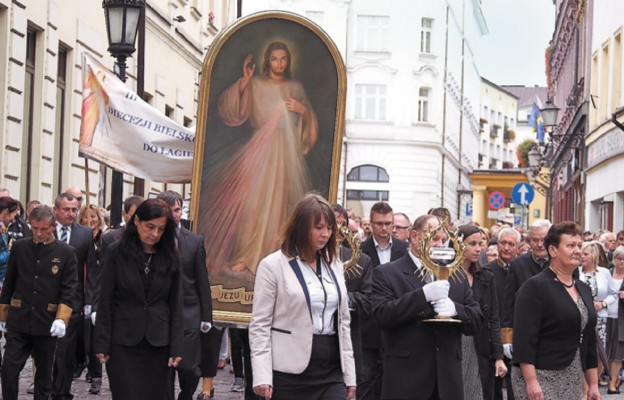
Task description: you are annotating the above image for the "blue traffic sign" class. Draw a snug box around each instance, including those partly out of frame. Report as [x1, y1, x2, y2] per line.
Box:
[512, 183, 535, 206]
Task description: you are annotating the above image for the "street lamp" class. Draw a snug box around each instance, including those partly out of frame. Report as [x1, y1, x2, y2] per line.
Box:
[102, 0, 145, 227]
[102, 0, 144, 82]
[540, 98, 560, 137]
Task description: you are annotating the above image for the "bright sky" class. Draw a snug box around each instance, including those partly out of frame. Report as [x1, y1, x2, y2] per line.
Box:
[474, 0, 556, 87]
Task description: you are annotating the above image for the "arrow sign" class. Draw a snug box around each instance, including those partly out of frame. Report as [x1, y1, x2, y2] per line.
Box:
[512, 183, 535, 206]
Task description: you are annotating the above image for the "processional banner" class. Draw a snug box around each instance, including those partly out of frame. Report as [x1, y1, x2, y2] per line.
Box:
[79, 52, 194, 183]
[191, 11, 347, 325]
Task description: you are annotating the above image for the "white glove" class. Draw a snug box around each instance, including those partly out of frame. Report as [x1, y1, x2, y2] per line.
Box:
[422, 280, 450, 302]
[503, 343, 513, 360]
[83, 304, 92, 317]
[50, 319, 66, 338]
[91, 312, 96, 326]
[200, 321, 212, 333]
[432, 297, 457, 317]
[0, 321, 6, 333]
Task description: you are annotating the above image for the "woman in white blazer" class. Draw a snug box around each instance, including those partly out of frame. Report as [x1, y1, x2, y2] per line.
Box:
[250, 193, 356, 400]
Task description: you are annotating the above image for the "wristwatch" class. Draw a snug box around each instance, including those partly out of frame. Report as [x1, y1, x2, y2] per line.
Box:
[602, 301, 608, 309]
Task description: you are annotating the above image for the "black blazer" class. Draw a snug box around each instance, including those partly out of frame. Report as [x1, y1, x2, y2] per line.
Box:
[0, 239, 77, 335]
[501, 252, 548, 340]
[94, 242, 183, 357]
[513, 267, 597, 371]
[372, 253, 483, 400]
[360, 236, 409, 268]
[177, 227, 212, 330]
[360, 236, 408, 349]
[55, 223, 98, 310]
[471, 267, 503, 361]
[483, 259, 509, 320]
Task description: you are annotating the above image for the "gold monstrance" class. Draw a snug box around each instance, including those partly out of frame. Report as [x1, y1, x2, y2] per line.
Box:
[419, 218, 466, 322]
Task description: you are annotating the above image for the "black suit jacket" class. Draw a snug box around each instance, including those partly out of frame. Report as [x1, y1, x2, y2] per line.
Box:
[501, 252, 548, 343]
[483, 259, 510, 322]
[94, 242, 183, 357]
[55, 223, 98, 311]
[0, 239, 77, 335]
[513, 267, 597, 371]
[372, 253, 483, 400]
[177, 227, 212, 330]
[471, 267, 503, 361]
[360, 237, 408, 349]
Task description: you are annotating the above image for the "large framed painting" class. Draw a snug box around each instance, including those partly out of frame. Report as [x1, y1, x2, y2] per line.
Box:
[190, 11, 346, 325]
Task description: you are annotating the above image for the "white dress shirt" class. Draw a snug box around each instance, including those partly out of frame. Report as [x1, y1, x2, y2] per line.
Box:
[298, 258, 339, 335]
[373, 236, 394, 265]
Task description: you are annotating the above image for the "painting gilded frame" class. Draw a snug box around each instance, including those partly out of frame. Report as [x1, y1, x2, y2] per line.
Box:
[190, 11, 346, 325]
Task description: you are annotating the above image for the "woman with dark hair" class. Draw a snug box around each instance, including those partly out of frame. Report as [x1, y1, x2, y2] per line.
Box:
[0, 196, 19, 290]
[512, 221, 600, 400]
[250, 193, 356, 400]
[94, 199, 183, 399]
[457, 224, 507, 400]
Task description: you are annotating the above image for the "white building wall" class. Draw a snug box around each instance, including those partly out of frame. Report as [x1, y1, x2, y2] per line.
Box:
[0, 0, 236, 205]
[585, 0, 624, 231]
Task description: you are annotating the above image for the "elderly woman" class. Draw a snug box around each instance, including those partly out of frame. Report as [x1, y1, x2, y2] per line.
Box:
[249, 193, 356, 400]
[606, 245, 624, 394]
[458, 225, 507, 400]
[512, 221, 600, 400]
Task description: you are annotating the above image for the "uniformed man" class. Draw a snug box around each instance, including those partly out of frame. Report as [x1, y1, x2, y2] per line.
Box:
[0, 205, 78, 400]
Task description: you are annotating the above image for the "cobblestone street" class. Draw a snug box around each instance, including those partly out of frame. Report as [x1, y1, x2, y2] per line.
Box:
[12, 358, 244, 400]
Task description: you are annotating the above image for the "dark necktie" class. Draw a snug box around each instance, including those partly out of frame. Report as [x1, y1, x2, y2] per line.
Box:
[60, 226, 68, 244]
[536, 258, 547, 269]
[503, 263, 510, 273]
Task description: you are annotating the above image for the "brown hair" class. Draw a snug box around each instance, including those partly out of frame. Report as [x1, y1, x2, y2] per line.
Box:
[281, 193, 337, 265]
[369, 201, 393, 219]
[262, 41, 292, 79]
[545, 220, 582, 258]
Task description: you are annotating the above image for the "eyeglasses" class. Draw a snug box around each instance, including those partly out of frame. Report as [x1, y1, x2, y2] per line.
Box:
[394, 225, 410, 230]
[372, 221, 393, 228]
[75, 197, 83, 202]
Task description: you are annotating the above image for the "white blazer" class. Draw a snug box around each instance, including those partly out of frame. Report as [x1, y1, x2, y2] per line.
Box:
[577, 266, 617, 318]
[249, 250, 356, 388]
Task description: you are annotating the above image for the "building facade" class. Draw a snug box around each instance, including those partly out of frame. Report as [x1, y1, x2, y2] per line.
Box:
[584, 0, 624, 232]
[547, 0, 592, 225]
[0, 0, 235, 206]
[243, 0, 487, 221]
[478, 78, 519, 170]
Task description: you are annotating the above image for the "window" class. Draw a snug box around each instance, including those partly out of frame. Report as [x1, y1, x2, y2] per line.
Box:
[356, 15, 389, 52]
[21, 28, 37, 201]
[418, 87, 430, 122]
[347, 165, 389, 182]
[347, 190, 389, 201]
[355, 84, 386, 120]
[53, 46, 68, 196]
[421, 18, 433, 53]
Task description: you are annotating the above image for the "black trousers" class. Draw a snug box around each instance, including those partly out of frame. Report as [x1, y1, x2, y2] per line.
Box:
[85, 319, 102, 379]
[229, 327, 245, 379]
[1, 330, 57, 400]
[166, 329, 201, 400]
[493, 356, 514, 400]
[359, 347, 383, 400]
[53, 312, 81, 400]
[198, 327, 223, 378]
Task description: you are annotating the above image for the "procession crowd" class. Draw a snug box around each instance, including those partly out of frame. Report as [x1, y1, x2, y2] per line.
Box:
[0, 186, 624, 400]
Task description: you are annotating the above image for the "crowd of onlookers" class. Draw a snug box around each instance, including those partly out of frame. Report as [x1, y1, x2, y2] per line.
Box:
[3, 185, 624, 400]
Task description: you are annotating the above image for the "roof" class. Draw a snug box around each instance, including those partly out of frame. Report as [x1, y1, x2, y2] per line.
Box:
[501, 85, 548, 108]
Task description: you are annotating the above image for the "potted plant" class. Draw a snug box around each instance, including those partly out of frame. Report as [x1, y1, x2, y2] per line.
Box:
[516, 139, 535, 167]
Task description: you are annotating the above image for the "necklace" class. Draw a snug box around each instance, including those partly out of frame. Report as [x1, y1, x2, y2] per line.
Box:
[144, 254, 153, 275]
[555, 277, 575, 288]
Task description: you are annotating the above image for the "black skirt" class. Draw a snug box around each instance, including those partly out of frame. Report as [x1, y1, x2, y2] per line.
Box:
[106, 338, 170, 399]
[272, 334, 346, 400]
